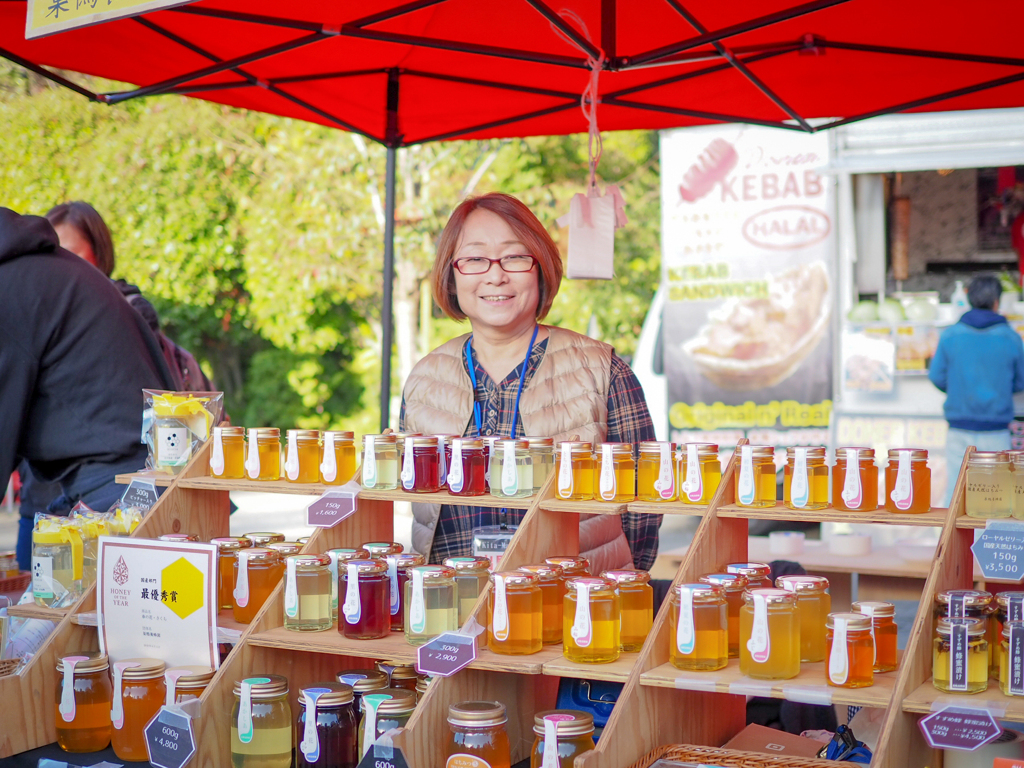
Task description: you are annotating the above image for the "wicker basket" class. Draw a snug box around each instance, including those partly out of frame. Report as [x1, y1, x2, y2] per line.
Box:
[0, 571, 31, 594]
[628, 744, 862, 768]
[0, 658, 21, 678]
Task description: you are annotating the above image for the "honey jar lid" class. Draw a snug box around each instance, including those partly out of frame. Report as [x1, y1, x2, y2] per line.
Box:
[158, 533, 199, 542]
[251, 427, 281, 438]
[533, 710, 595, 737]
[1002, 620, 1024, 639]
[936, 589, 992, 607]
[836, 446, 875, 459]
[364, 541, 404, 556]
[297, 536, 310, 544]
[852, 600, 895, 618]
[451, 438, 484, 450]
[741, 445, 775, 458]
[565, 576, 616, 594]
[211, 536, 252, 552]
[337, 669, 388, 692]
[238, 547, 281, 564]
[545, 555, 591, 574]
[742, 588, 797, 606]
[299, 682, 354, 707]
[776, 575, 829, 593]
[170, 665, 215, 688]
[392, 432, 422, 440]
[494, 438, 528, 450]
[323, 430, 355, 441]
[343, 558, 389, 575]
[415, 676, 432, 693]
[431, 434, 457, 444]
[328, 547, 370, 563]
[364, 433, 398, 445]
[602, 569, 651, 585]
[444, 555, 491, 572]
[596, 442, 633, 454]
[376, 661, 418, 681]
[120, 658, 167, 680]
[997, 592, 1024, 609]
[391, 553, 427, 569]
[243, 531, 286, 546]
[518, 563, 564, 582]
[638, 441, 674, 452]
[726, 562, 772, 580]
[675, 582, 725, 600]
[935, 617, 986, 637]
[680, 442, 719, 455]
[525, 437, 554, 447]
[491, 570, 539, 587]
[56, 651, 108, 675]
[699, 573, 749, 591]
[361, 688, 417, 715]
[826, 612, 871, 631]
[1009, 450, 1024, 465]
[969, 450, 1011, 465]
[286, 553, 331, 569]
[887, 447, 928, 460]
[411, 565, 456, 581]
[448, 701, 507, 727]
[402, 435, 439, 448]
[557, 441, 593, 454]
[287, 428, 321, 439]
[481, 436, 503, 447]
[786, 446, 826, 459]
[213, 426, 246, 438]
[232, 675, 289, 698]
[266, 541, 303, 557]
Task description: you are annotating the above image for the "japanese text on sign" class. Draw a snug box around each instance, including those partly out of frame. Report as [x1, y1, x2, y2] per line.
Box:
[920, 707, 1001, 751]
[972, 520, 1024, 581]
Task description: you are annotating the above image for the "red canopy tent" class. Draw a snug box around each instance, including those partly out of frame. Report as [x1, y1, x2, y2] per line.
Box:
[4, 0, 1024, 424]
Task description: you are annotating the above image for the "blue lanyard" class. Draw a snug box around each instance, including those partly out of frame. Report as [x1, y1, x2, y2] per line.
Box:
[465, 324, 540, 438]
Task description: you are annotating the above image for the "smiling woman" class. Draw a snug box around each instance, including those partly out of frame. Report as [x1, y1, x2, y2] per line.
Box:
[400, 192, 661, 575]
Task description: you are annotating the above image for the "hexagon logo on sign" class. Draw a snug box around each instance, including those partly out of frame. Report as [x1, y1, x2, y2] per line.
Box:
[161, 557, 205, 620]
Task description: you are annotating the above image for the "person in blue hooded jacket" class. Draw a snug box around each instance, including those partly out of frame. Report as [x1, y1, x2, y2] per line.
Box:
[929, 274, 1024, 505]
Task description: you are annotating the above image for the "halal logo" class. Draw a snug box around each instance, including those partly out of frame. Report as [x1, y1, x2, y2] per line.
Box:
[113, 556, 129, 586]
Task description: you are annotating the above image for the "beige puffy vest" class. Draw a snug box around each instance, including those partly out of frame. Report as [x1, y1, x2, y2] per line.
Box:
[403, 325, 633, 574]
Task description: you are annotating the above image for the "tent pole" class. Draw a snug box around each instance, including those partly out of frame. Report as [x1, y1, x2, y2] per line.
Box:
[380, 145, 397, 431]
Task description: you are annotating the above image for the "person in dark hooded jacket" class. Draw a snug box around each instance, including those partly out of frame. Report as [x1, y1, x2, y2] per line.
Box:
[0, 207, 174, 564]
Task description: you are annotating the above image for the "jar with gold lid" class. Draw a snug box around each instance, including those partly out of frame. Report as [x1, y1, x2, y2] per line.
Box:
[563, 577, 620, 664]
[340, 558, 390, 640]
[739, 589, 800, 680]
[446, 701, 511, 768]
[284, 429, 321, 484]
[404, 565, 458, 646]
[933, 617, 988, 694]
[525, 437, 554, 493]
[783, 446, 829, 510]
[734, 445, 777, 507]
[158, 533, 199, 543]
[165, 665, 215, 705]
[699, 573, 748, 658]
[361, 434, 399, 490]
[445, 555, 491, 624]
[519, 563, 565, 645]
[111, 658, 166, 761]
[296, 681, 357, 768]
[1000, 620, 1024, 697]
[637, 441, 676, 502]
[233, 548, 283, 624]
[886, 448, 931, 514]
[966, 450, 1014, 519]
[320, 430, 356, 485]
[400, 435, 442, 493]
[245, 427, 281, 481]
[677, 443, 721, 505]
[358, 688, 417, 759]
[376, 661, 418, 691]
[266, 541, 303, 559]
[726, 562, 772, 589]
[556, 442, 595, 501]
[284, 553, 333, 632]
[833, 447, 878, 511]
[595, 443, 635, 503]
[1011, 450, 1024, 519]
[488, 571, 542, 655]
[243, 531, 285, 548]
[826, 613, 874, 688]
[935, 589, 996, 677]
[545, 555, 590, 579]
[777, 575, 830, 663]
[231, 675, 291, 768]
[210, 425, 246, 479]
[431, 434, 456, 490]
[55, 651, 111, 753]
[336, 670, 387, 716]
[852, 600, 898, 673]
[447, 438, 487, 497]
[327, 548, 369, 620]
[386, 551, 425, 631]
[530, 710, 595, 768]
[602, 569, 653, 652]
[490, 438, 534, 499]
[669, 583, 727, 671]
[212, 537, 252, 611]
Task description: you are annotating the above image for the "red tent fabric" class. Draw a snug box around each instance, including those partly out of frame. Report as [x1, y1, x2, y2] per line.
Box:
[3, 0, 1024, 146]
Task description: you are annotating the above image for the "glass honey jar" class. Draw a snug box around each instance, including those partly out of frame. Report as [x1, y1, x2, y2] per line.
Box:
[556, 441, 595, 501]
[530, 710, 595, 768]
[445, 555, 491, 624]
[210, 425, 246, 479]
[935, 589, 996, 677]
[376, 661, 418, 692]
[1000, 620, 1024, 697]
[400, 436, 442, 493]
[447, 438, 488, 497]
[966, 451, 1014, 519]
[545, 555, 591, 579]
[518, 563, 565, 645]
[833, 447, 878, 511]
[404, 565, 458, 646]
[231, 675, 292, 768]
[996, 591, 1024, 642]
[433, 434, 456, 490]
[740, 589, 800, 680]
[488, 571, 543, 655]
[243, 531, 286, 548]
[699, 573, 748, 658]
[297, 682, 357, 768]
[563, 577, 620, 664]
[284, 553, 332, 632]
[111, 658, 166, 761]
[678, 443, 722, 505]
[886, 448, 931, 514]
[526, 437, 555, 493]
[166, 666, 214, 705]
[825, 613, 874, 688]
[233, 548, 283, 624]
[777, 575, 830, 663]
[637, 441, 677, 502]
[735, 445, 777, 508]
[783, 446, 829, 510]
[266, 541, 303, 559]
[212, 537, 252, 611]
[852, 600, 898, 673]
[386, 551, 425, 631]
[933, 617, 988, 694]
[490, 438, 534, 499]
[340, 558, 390, 640]
[245, 427, 282, 481]
[446, 701, 511, 768]
[284, 429, 321, 484]
[1011, 450, 1024, 520]
[336, 670, 388, 716]
[158, 533, 200, 543]
[603, 569, 653, 652]
[55, 652, 111, 753]
[726, 562, 772, 590]
[320, 430, 356, 485]
[361, 434, 399, 490]
[327, 548, 369, 620]
[595, 443, 635, 503]
[669, 583, 727, 671]
[415, 675, 432, 702]
[358, 689, 417, 759]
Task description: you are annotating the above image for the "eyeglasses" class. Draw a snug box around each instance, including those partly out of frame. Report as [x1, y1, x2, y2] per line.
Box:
[453, 254, 537, 275]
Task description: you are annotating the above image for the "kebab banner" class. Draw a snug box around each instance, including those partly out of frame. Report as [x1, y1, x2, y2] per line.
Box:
[660, 125, 835, 449]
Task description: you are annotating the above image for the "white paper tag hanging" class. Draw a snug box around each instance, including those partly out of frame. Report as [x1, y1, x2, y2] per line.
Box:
[891, 450, 913, 510]
[501, 441, 519, 496]
[747, 593, 771, 663]
[409, 569, 426, 634]
[791, 447, 810, 509]
[841, 448, 863, 508]
[492, 575, 510, 641]
[321, 432, 337, 482]
[285, 431, 300, 481]
[737, 445, 756, 505]
[284, 557, 299, 618]
[210, 428, 225, 477]
[401, 437, 416, 490]
[654, 442, 674, 499]
[245, 428, 261, 479]
[570, 582, 594, 647]
[557, 186, 626, 280]
[828, 617, 850, 685]
[59, 656, 87, 722]
[233, 551, 252, 608]
[342, 563, 362, 625]
[599, 445, 616, 501]
[676, 587, 695, 654]
[448, 440, 464, 492]
[681, 444, 703, 502]
[363, 435, 378, 488]
[558, 445, 574, 498]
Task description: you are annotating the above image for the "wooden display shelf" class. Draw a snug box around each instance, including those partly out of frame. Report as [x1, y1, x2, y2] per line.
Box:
[114, 471, 174, 487]
[359, 487, 535, 509]
[542, 651, 637, 682]
[954, 514, 1024, 529]
[628, 500, 708, 516]
[717, 502, 948, 527]
[539, 498, 629, 515]
[901, 678, 1024, 717]
[7, 604, 68, 621]
[640, 659, 898, 709]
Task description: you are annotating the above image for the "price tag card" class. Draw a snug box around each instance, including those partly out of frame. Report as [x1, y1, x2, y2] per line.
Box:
[145, 705, 196, 768]
[121, 479, 160, 513]
[306, 484, 359, 528]
[356, 741, 410, 768]
[971, 520, 1024, 581]
[919, 706, 1001, 751]
[416, 631, 477, 677]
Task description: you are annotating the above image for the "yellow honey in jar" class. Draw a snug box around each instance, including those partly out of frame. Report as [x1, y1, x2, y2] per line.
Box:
[677, 443, 721, 505]
[777, 575, 830, 663]
[602, 569, 653, 652]
[739, 589, 800, 680]
[637, 441, 677, 502]
[833, 447, 879, 511]
[321, 430, 357, 484]
[826, 613, 874, 689]
[245, 427, 281, 481]
[284, 429, 321, 483]
[210, 426, 246, 479]
[933, 617, 988, 694]
[886, 448, 931, 514]
[735, 445, 777, 507]
[669, 583, 727, 671]
[556, 442, 595, 501]
[783, 446, 829, 510]
[488, 571, 543, 655]
[699, 573, 748, 658]
[518, 564, 565, 645]
[594, 443, 635, 503]
[563, 577, 620, 664]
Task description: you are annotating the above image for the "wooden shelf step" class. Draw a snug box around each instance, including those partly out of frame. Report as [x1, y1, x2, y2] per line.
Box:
[7, 604, 68, 621]
[114, 471, 174, 487]
[717, 503, 948, 527]
[902, 678, 1024, 719]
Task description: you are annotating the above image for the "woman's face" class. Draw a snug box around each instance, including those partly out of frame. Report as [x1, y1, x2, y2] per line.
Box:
[54, 223, 98, 268]
[452, 208, 540, 335]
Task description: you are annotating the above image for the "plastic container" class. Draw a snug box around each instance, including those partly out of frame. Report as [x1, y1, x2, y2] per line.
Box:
[563, 577, 620, 664]
[677, 443, 721, 505]
[488, 571, 542, 655]
[245, 427, 282, 481]
[32, 516, 82, 607]
[231, 675, 292, 768]
[210, 425, 246, 479]
[669, 583, 727, 671]
[55, 652, 111, 753]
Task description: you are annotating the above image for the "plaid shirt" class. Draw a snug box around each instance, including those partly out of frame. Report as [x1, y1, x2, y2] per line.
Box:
[400, 337, 661, 570]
